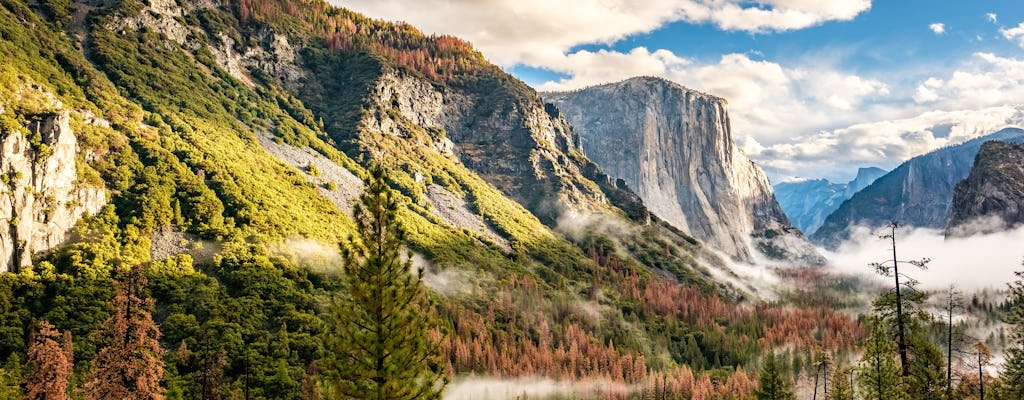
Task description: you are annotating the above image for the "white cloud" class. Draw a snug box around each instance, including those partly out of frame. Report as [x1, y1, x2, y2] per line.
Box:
[986, 13, 998, 24]
[929, 22, 945, 35]
[334, 0, 871, 66]
[754, 51, 1024, 181]
[753, 106, 1024, 181]
[826, 224, 1024, 291]
[1001, 22, 1024, 48]
[911, 53, 1024, 108]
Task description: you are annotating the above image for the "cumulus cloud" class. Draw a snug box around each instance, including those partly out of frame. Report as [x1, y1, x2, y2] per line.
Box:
[1001, 22, 1024, 48]
[752, 106, 1024, 181]
[987, 13, 998, 24]
[929, 22, 946, 35]
[749, 50, 1024, 181]
[334, 0, 870, 66]
[912, 53, 1024, 108]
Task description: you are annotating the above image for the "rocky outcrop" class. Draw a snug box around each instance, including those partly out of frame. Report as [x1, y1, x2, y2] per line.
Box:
[354, 71, 606, 224]
[774, 167, 886, 235]
[947, 141, 1024, 237]
[545, 77, 823, 265]
[0, 111, 106, 272]
[812, 128, 1024, 248]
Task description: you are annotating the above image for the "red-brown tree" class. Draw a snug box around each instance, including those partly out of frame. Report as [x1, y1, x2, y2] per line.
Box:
[83, 267, 165, 400]
[24, 320, 72, 400]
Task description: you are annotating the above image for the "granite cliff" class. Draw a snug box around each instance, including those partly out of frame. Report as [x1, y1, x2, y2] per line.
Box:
[0, 109, 105, 272]
[546, 77, 823, 265]
[947, 140, 1024, 237]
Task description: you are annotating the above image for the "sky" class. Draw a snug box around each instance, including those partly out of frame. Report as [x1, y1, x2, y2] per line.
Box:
[332, 0, 1024, 182]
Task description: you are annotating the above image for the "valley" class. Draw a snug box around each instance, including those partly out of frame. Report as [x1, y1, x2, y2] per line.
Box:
[0, 0, 1023, 399]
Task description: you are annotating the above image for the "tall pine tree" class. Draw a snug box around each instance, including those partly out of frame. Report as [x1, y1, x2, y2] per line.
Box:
[858, 318, 907, 400]
[24, 320, 72, 400]
[905, 328, 946, 400]
[84, 267, 165, 400]
[831, 366, 855, 400]
[755, 350, 795, 400]
[322, 166, 447, 400]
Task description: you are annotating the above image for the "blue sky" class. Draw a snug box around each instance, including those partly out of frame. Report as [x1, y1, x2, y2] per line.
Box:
[337, 0, 1024, 182]
[511, 1, 1024, 87]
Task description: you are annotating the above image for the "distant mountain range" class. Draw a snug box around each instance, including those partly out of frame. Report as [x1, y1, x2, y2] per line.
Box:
[774, 167, 887, 236]
[811, 128, 1024, 247]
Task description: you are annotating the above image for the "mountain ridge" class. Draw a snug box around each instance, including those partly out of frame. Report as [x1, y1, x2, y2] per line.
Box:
[774, 166, 886, 236]
[812, 127, 1024, 247]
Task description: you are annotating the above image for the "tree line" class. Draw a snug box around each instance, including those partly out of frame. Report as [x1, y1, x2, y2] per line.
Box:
[754, 222, 1024, 400]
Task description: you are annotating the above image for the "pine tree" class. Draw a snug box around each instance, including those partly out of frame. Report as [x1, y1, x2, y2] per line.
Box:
[322, 166, 447, 400]
[858, 318, 907, 400]
[1000, 270, 1024, 399]
[755, 350, 795, 400]
[24, 320, 72, 400]
[831, 366, 855, 400]
[84, 266, 165, 400]
[905, 329, 946, 400]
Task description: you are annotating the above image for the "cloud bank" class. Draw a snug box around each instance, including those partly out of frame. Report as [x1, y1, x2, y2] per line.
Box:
[824, 224, 1024, 292]
[444, 377, 629, 400]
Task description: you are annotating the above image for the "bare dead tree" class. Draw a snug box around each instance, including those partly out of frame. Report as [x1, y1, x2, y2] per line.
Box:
[939, 285, 965, 399]
[869, 221, 930, 378]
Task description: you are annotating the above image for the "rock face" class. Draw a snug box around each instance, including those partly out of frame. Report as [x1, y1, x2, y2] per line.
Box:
[546, 77, 822, 265]
[333, 69, 608, 224]
[774, 167, 886, 235]
[947, 141, 1024, 237]
[812, 128, 1024, 248]
[0, 111, 106, 272]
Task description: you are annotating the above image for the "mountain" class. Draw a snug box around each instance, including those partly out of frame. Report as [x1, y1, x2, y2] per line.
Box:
[774, 167, 886, 235]
[545, 77, 824, 266]
[947, 141, 1024, 237]
[812, 128, 1024, 247]
[0, 0, 862, 396]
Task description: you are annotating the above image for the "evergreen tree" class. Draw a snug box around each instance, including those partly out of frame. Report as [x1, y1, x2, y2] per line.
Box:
[0, 354, 26, 399]
[831, 366, 855, 400]
[322, 166, 447, 400]
[84, 267, 165, 400]
[755, 350, 795, 400]
[1000, 270, 1024, 399]
[24, 320, 72, 400]
[858, 318, 907, 400]
[905, 329, 946, 400]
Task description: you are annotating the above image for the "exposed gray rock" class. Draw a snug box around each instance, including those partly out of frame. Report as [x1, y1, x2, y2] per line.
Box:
[209, 29, 306, 90]
[256, 131, 363, 216]
[149, 226, 219, 263]
[424, 184, 510, 251]
[360, 71, 606, 223]
[947, 141, 1024, 237]
[546, 76, 823, 265]
[0, 111, 106, 272]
